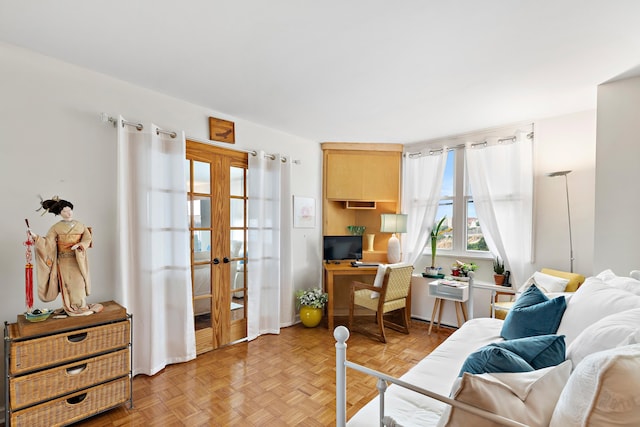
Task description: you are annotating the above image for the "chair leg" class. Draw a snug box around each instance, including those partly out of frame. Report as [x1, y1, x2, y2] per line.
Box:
[348, 295, 355, 331]
[402, 306, 410, 332]
[376, 309, 386, 343]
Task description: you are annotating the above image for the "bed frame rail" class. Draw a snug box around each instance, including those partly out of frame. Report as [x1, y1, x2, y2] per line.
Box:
[334, 326, 528, 427]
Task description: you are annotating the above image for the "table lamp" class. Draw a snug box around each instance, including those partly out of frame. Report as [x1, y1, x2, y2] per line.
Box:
[380, 213, 408, 263]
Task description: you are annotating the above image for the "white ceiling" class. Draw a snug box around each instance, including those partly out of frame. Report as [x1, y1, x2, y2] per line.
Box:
[2, 1, 640, 144]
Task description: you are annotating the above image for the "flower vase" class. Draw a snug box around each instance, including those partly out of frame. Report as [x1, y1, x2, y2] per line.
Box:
[366, 234, 375, 252]
[299, 305, 322, 327]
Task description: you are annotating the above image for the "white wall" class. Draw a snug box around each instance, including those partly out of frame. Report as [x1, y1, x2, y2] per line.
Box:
[532, 110, 596, 276]
[0, 42, 323, 401]
[594, 75, 640, 275]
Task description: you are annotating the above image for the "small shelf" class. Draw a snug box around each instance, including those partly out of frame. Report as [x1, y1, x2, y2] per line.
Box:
[344, 201, 377, 209]
[428, 282, 469, 302]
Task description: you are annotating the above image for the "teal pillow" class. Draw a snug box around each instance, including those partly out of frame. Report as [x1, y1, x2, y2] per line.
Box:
[488, 335, 566, 369]
[501, 293, 567, 340]
[458, 346, 534, 376]
[516, 283, 549, 306]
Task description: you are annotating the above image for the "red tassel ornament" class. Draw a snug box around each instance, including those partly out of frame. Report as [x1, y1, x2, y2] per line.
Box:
[24, 219, 34, 311]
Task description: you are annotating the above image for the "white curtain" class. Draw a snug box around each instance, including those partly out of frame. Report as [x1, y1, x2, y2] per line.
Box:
[402, 150, 449, 265]
[465, 131, 533, 288]
[116, 116, 196, 376]
[247, 151, 292, 339]
[279, 160, 294, 326]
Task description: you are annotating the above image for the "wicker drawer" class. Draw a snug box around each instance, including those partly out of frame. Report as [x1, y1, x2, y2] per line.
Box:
[10, 320, 130, 375]
[10, 376, 130, 427]
[10, 349, 129, 410]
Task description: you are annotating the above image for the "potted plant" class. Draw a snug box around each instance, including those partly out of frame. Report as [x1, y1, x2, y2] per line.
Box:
[493, 256, 506, 285]
[295, 287, 328, 327]
[428, 216, 447, 275]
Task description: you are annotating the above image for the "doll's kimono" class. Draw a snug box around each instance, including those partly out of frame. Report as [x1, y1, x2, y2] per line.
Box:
[33, 219, 96, 316]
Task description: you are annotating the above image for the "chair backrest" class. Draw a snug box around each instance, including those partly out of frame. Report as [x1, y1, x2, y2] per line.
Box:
[382, 265, 414, 302]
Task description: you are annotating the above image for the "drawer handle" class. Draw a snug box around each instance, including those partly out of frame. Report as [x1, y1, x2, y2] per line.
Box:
[67, 332, 88, 343]
[66, 364, 87, 375]
[67, 393, 87, 405]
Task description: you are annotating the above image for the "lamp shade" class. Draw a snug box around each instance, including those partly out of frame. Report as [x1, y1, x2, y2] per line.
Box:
[380, 214, 408, 234]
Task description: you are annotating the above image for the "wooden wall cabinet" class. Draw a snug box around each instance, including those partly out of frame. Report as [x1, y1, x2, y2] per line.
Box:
[322, 143, 403, 263]
[4, 301, 132, 427]
[325, 150, 401, 202]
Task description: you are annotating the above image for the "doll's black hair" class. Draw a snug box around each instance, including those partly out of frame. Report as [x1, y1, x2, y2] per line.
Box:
[38, 197, 74, 216]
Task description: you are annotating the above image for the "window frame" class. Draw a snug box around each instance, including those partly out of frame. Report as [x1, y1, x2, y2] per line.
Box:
[431, 147, 492, 259]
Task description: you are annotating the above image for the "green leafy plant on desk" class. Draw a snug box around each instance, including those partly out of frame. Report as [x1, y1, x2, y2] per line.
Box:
[429, 216, 448, 271]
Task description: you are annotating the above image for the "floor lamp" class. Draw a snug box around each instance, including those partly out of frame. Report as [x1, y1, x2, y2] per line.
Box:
[380, 214, 408, 263]
[548, 170, 574, 272]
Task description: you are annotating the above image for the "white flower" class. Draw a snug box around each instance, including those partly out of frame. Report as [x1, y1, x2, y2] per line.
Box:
[295, 287, 328, 309]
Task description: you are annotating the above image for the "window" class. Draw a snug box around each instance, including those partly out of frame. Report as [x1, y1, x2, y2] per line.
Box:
[433, 149, 488, 255]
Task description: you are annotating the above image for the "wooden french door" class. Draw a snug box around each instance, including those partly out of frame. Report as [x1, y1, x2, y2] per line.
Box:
[186, 141, 248, 354]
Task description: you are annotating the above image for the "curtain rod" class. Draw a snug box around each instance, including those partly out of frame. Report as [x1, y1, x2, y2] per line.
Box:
[406, 132, 533, 159]
[101, 113, 300, 164]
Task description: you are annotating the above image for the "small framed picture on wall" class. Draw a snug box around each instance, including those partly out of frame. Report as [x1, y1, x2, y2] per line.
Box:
[293, 196, 315, 228]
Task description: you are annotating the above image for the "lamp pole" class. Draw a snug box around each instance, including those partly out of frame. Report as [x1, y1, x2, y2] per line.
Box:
[548, 171, 574, 273]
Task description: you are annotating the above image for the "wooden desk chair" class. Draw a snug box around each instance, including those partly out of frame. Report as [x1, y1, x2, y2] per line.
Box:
[348, 264, 413, 343]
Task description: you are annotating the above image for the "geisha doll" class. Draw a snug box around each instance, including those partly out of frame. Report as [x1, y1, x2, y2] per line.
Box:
[29, 197, 103, 316]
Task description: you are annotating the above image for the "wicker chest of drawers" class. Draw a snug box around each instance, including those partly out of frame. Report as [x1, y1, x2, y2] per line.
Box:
[4, 301, 132, 427]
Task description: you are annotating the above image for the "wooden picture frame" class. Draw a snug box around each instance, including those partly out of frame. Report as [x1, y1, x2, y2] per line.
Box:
[209, 117, 235, 144]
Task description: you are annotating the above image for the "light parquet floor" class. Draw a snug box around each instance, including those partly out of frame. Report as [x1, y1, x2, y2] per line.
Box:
[75, 320, 454, 427]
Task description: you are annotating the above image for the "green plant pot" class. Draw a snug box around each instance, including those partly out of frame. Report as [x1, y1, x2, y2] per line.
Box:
[299, 305, 323, 327]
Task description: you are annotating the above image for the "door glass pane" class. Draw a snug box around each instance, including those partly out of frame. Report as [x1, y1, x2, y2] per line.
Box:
[230, 198, 245, 228]
[193, 161, 210, 193]
[231, 296, 245, 322]
[193, 196, 211, 228]
[230, 166, 244, 197]
[193, 230, 211, 254]
[194, 296, 212, 330]
[230, 231, 244, 258]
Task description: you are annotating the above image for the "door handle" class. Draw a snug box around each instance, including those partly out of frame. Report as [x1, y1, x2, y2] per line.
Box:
[223, 257, 230, 263]
[213, 258, 220, 265]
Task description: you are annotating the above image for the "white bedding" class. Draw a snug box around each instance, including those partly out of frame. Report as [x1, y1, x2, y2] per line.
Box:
[347, 318, 504, 427]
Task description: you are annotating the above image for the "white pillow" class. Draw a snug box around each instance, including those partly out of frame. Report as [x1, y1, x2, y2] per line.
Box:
[556, 277, 640, 345]
[370, 264, 387, 298]
[596, 268, 640, 294]
[520, 271, 569, 293]
[439, 360, 572, 427]
[550, 344, 640, 427]
[595, 268, 617, 282]
[566, 308, 640, 368]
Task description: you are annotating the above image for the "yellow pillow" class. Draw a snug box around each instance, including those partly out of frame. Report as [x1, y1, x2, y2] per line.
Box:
[540, 268, 585, 292]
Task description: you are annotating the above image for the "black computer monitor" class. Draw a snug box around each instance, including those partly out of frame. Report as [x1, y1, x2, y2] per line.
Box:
[323, 235, 363, 262]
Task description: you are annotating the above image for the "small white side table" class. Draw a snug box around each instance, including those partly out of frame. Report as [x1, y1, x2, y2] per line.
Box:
[427, 280, 469, 334]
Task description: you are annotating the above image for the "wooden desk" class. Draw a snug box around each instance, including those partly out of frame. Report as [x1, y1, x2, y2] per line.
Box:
[323, 263, 378, 331]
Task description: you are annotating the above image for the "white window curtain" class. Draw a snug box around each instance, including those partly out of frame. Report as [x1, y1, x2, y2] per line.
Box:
[465, 131, 533, 287]
[247, 151, 293, 339]
[116, 116, 196, 376]
[401, 150, 449, 265]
